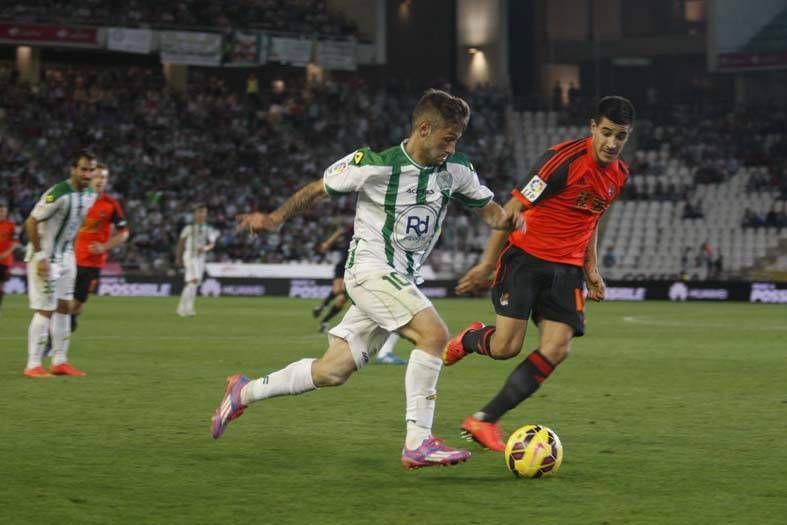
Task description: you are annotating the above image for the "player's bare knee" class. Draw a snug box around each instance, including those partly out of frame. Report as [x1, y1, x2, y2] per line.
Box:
[540, 343, 570, 364]
[312, 362, 353, 387]
[334, 294, 347, 307]
[495, 343, 522, 360]
[417, 325, 449, 355]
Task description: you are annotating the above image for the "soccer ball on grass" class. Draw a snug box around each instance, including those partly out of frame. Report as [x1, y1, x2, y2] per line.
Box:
[504, 424, 563, 478]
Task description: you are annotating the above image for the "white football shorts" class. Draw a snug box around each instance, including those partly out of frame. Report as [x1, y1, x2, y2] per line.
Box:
[328, 267, 432, 369]
[27, 253, 76, 311]
[184, 256, 206, 283]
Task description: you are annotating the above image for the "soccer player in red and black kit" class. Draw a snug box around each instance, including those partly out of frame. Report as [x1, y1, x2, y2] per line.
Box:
[0, 200, 18, 311]
[443, 96, 635, 451]
[73, 163, 129, 330]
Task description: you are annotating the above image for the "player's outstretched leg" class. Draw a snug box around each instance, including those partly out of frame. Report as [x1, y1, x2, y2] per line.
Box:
[442, 322, 485, 365]
[210, 357, 319, 439]
[210, 374, 250, 439]
[400, 437, 471, 470]
[460, 415, 506, 452]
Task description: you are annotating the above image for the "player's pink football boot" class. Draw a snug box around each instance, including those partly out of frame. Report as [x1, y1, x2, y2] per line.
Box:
[400, 437, 471, 470]
[211, 374, 250, 439]
[442, 322, 484, 366]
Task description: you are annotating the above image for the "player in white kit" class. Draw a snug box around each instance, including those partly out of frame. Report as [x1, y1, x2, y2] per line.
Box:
[176, 203, 217, 316]
[211, 90, 523, 469]
[24, 150, 97, 378]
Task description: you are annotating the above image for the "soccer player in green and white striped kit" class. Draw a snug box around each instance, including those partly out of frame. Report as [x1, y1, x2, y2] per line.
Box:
[24, 150, 97, 378]
[212, 90, 522, 470]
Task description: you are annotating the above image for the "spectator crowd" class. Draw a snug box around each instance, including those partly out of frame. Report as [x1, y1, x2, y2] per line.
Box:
[0, 0, 358, 37]
[0, 64, 515, 275]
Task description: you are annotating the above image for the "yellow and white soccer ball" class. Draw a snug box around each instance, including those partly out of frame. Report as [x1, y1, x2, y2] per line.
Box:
[504, 424, 563, 478]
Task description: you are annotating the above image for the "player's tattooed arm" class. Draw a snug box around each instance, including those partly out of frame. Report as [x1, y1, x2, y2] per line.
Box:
[237, 179, 328, 233]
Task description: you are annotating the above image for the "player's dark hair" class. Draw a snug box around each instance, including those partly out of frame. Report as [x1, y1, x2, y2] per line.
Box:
[595, 96, 635, 126]
[193, 203, 207, 211]
[412, 89, 470, 130]
[71, 149, 96, 167]
[96, 162, 107, 171]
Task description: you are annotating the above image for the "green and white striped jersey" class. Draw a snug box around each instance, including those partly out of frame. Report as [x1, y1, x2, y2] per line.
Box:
[180, 223, 219, 259]
[323, 140, 493, 281]
[25, 180, 97, 263]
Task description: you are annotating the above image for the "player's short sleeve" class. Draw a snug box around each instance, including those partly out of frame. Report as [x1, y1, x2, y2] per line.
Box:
[179, 225, 191, 240]
[447, 157, 493, 209]
[30, 188, 64, 221]
[511, 149, 569, 208]
[323, 149, 375, 195]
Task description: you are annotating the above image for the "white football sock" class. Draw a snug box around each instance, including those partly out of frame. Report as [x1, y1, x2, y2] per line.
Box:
[26, 313, 51, 369]
[241, 358, 317, 405]
[404, 349, 442, 449]
[178, 282, 197, 313]
[377, 333, 399, 358]
[50, 312, 71, 366]
[177, 285, 188, 313]
[186, 282, 198, 312]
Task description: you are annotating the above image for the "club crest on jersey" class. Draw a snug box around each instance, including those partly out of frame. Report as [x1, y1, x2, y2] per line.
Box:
[522, 175, 547, 201]
[435, 171, 453, 197]
[353, 151, 364, 165]
[45, 193, 55, 203]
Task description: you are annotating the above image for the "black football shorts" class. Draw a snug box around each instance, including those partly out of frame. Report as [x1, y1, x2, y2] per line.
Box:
[74, 266, 101, 304]
[491, 245, 586, 336]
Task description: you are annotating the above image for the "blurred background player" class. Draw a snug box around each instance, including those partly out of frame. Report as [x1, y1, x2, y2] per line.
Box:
[175, 203, 218, 317]
[73, 163, 129, 331]
[24, 149, 97, 378]
[213, 89, 521, 470]
[312, 221, 352, 333]
[375, 332, 407, 365]
[444, 96, 635, 451]
[0, 199, 19, 313]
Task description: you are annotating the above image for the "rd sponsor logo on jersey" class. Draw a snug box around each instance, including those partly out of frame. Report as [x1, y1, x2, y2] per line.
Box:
[393, 204, 438, 251]
[522, 175, 547, 202]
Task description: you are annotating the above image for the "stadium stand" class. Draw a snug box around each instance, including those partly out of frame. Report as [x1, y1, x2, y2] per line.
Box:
[0, 64, 514, 276]
[0, 0, 359, 36]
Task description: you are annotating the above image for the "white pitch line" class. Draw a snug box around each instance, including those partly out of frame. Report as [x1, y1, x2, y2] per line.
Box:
[622, 316, 787, 331]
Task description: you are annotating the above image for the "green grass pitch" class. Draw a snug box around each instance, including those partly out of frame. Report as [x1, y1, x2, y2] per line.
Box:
[1, 295, 785, 524]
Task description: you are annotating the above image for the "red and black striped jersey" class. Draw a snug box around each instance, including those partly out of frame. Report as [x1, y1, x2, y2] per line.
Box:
[509, 137, 629, 267]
